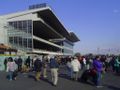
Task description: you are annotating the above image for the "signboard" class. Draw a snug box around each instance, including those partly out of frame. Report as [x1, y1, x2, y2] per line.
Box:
[0, 56, 5, 71]
[29, 3, 47, 10]
[0, 55, 28, 71]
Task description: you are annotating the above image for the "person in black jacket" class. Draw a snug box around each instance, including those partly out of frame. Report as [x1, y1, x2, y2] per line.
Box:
[34, 58, 42, 81]
[4, 57, 8, 71]
[17, 56, 23, 72]
[25, 56, 31, 69]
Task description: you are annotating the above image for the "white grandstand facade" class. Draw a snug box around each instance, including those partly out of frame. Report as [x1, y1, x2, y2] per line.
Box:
[0, 4, 79, 55]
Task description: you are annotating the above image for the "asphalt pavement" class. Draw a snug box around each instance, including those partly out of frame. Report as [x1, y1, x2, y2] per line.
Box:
[0, 66, 120, 90]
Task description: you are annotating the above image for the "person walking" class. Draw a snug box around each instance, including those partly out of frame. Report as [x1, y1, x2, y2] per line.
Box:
[34, 57, 43, 81]
[49, 56, 59, 86]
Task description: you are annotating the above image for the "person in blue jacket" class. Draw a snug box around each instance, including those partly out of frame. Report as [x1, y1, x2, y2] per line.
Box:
[49, 56, 59, 86]
[93, 56, 103, 88]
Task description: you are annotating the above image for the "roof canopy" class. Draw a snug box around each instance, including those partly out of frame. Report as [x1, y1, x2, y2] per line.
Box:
[36, 9, 80, 42]
[0, 44, 17, 52]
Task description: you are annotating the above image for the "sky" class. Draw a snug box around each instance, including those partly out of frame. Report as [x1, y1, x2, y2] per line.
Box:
[0, 0, 120, 54]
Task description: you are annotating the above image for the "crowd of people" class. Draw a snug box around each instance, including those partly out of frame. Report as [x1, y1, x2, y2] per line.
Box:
[4, 55, 59, 86]
[3, 54, 120, 88]
[66, 55, 120, 87]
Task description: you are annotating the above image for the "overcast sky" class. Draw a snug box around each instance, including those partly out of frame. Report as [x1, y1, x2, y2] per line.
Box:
[0, 0, 120, 54]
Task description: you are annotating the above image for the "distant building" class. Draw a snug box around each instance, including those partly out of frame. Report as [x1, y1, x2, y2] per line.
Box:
[0, 4, 79, 55]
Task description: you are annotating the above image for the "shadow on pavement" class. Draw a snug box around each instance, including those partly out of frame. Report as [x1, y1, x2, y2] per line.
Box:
[105, 85, 120, 90]
[78, 78, 95, 86]
[28, 74, 36, 81]
[59, 73, 94, 87]
[28, 74, 52, 85]
[40, 78, 52, 85]
[59, 73, 72, 81]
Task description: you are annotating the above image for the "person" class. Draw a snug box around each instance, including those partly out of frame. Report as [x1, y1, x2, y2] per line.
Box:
[42, 55, 48, 78]
[80, 56, 84, 70]
[114, 56, 120, 74]
[25, 56, 31, 72]
[93, 56, 103, 88]
[4, 57, 8, 71]
[26, 56, 31, 68]
[105, 56, 111, 72]
[32, 56, 37, 71]
[17, 56, 23, 72]
[13, 58, 18, 80]
[110, 56, 116, 72]
[66, 57, 72, 78]
[7, 57, 17, 81]
[34, 57, 43, 81]
[71, 56, 80, 81]
[86, 57, 91, 70]
[83, 57, 87, 69]
[49, 56, 59, 86]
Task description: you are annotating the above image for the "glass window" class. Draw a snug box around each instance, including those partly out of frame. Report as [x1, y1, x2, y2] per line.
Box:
[18, 21, 22, 30]
[14, 21, 17, 29]
[63, 49, 73, 55]
[8, 20, 33, 51]
[9, 37, 14, 44]
[28, 20, 32, 33]
[23, 38, 27, 47]
[28, 39, 32, 48]
[14, 36, 18, 44]
[18, 37, 22, 46]
[63, 41, 73, 49]
[9, 22, 13, 26]
[23, 21, 27, 32]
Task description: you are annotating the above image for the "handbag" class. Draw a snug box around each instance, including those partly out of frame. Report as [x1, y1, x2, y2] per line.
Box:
[13, 70, 18, 77]
[91, 68, 97, 76]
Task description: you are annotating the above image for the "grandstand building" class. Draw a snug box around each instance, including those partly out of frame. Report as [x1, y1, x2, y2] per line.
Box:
[0, 4, 79, 55]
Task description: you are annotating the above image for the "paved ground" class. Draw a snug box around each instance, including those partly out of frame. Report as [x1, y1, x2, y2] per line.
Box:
[0, 66, 120, 90]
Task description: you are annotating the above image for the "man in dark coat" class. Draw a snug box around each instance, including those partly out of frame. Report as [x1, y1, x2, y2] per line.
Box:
[34, 58, 42, 81]
[25, 56, 31, 68]
[17, 56, 23, 72]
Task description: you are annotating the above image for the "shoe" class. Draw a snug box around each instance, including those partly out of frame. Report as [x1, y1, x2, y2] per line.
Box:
[14, 77, 17, 80]
[43, 76, 47, 78]
[53, 84, 57, 87]
[35, 79, 40, 81]
[52, 83, 57, 87]
[9, 79, 12, 81]
[96, 85, 103, 88]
